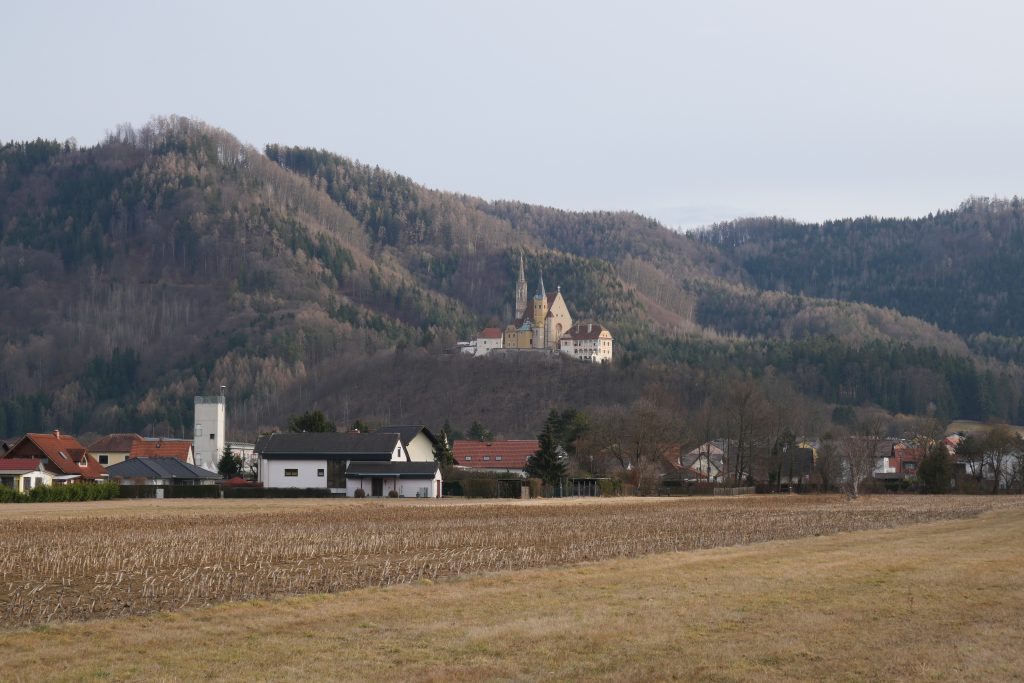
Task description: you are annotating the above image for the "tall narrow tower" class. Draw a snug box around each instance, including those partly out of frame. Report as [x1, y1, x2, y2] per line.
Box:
[532, 270, 548, 348]
[514, 252, 528, 319]
[193, 395, 225, 472]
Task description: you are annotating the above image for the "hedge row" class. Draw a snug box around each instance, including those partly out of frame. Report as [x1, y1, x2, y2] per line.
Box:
[0, 481, 121, 503]
[116, 485, 334, 499]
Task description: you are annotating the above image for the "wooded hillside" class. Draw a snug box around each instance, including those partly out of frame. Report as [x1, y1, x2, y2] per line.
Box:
[2, 117, 1023, 440]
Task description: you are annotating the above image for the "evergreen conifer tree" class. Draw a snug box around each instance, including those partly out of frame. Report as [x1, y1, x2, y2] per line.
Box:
[918, 442, 953, 493]
[217, 445, 241, 478]
[435, 429, 455, 468]
[287, 410, 337, 433]
[526, 411, 567, 486]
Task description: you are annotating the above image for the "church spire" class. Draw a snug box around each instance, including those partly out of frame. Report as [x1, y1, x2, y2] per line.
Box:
[536, 269, 546, 300]
[515, 252, 528, 319]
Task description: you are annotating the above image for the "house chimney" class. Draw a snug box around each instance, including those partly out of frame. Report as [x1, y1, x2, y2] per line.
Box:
[52, 429, 60, 440]
[588, 323, 592, 333]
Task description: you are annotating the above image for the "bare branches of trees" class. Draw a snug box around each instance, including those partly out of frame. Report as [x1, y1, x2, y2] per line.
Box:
[841, 420, 887, 499]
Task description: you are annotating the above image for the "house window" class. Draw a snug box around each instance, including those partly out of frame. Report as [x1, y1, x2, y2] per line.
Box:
[464, 456, 472, 461]
[317, 469, 325, 477]
[195, 426, 203, 437]
[483, 456, 490, 461]
[495, 456, 502, 461]
[284, 469, 298, 477]
[24, 478, 34, 490]
[210, 434, 216, 440]
[98, 455, 108, 465]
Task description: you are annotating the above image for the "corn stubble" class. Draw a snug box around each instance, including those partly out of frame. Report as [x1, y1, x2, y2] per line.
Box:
[1, 495, 1019, 628]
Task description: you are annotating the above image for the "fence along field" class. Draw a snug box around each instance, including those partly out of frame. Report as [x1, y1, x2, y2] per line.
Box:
[2, 496, 1021, 629]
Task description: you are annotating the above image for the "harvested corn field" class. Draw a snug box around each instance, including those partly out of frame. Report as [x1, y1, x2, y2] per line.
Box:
[2, 495, 1021, 629]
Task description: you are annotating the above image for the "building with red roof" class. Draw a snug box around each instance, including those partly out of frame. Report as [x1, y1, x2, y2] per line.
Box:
[1, 430, 107, 482]
[89, 433, 144, 467]
[129, 438, 195, 464]
[452, 440, 539, 473]
[0, 458, 54, 492]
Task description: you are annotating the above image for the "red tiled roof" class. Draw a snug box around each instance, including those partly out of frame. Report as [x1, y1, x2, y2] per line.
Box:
[478, 327, 503, 339]
[2, 432, 107, 479]
[89, 433, 142, 453]
[0, 458, 45, 473]
[220, 476, 263, 488]
[452, 440, 539, 470]
[130, 438, 193, 462]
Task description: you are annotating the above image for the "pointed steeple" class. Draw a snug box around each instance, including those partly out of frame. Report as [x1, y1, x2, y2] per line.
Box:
[536, 269, 546, 300]
[515, 252, 528, 319]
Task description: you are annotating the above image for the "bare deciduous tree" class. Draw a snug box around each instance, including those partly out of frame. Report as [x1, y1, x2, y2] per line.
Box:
[841, 420, 887, 499]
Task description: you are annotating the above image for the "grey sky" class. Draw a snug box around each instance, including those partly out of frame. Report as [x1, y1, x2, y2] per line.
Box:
[5, 1, 1024, 228]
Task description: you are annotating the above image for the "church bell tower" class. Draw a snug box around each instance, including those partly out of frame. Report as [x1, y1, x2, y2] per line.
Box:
[515, 252, 528, 319]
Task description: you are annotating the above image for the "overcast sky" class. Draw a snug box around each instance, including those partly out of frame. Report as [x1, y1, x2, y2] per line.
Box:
[5, 1, 1024, 228]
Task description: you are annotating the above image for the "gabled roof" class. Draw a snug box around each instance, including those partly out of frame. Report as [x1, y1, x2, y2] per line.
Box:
[561, 323, 611, 340]
[3, 432, 107, 479]
[344, 461, 440, 478]
[0, 458, 45, 475]
[478, 327, 503, 339]
[452, 440, 539, 469]
[255, 432, 402, 460]
[130, 438, 193, 461]
[107, 457, 220, 481]
[88, 433, 143, 453]
[379, 425, 440, 448]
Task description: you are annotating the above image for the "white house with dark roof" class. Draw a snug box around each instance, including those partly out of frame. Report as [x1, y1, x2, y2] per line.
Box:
[255, 432, 442, 497]
[559, 323, 614, 363]
[378, 425, 439, 462]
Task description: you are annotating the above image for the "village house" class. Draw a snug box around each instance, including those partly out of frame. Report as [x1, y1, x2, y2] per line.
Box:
[106, 457, 220, 486]
[873, 439, 919, 482]
[255, 431, 442, 497]
[665, 442, 726, 483]
[1, 431, 107, 483]
[88, 433, 143, 467]
[129, 437, 195, 464]
[0, 458, 54, 492]
[459, 328, 503, 356]
[378, 425, 440, 462]
[452, 439, 538, 474]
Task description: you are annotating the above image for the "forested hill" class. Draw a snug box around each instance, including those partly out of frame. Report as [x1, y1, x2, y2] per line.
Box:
[697, 199, 1024, 342]
[1, 117, 1023, 441]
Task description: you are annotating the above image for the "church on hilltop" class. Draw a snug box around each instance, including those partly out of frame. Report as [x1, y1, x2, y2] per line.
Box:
[457, 254, 613, 363]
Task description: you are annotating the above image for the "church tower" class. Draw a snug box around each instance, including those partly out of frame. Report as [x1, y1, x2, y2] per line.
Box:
[514, 252, 528, 319]
[532, 271, 548, 349]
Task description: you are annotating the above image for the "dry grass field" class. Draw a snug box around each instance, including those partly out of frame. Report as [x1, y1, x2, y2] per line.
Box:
[1, 495, 1021, 630]
[0, 497, 1021, 682]
[947, 419, 1024, 437]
